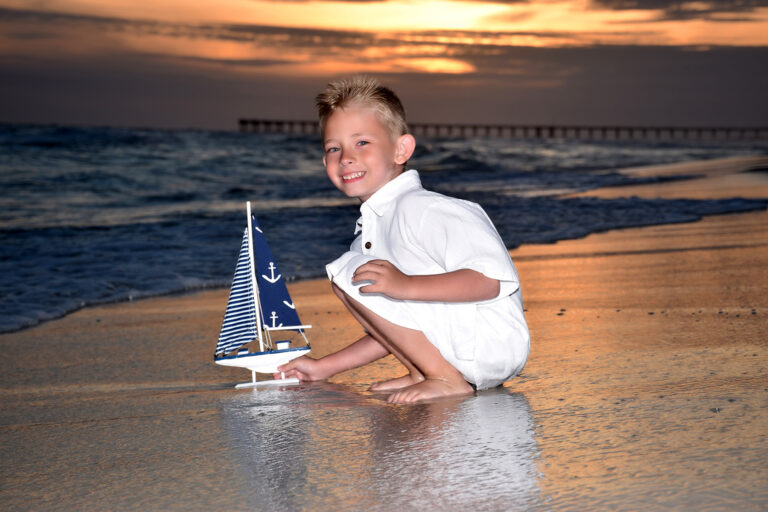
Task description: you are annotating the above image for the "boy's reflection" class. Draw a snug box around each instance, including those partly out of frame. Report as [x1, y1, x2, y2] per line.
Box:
[219, 384, 540, 510]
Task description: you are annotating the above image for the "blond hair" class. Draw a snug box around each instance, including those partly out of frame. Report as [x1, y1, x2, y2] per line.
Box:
[316, 75, 408, 140]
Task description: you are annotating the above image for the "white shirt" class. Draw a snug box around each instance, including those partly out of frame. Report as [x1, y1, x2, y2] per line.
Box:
[327, 170, 529, 388]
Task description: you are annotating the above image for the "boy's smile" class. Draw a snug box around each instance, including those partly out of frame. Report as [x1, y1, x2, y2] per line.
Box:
[323, 104, 414, 203]
[342, 170, 365, 183]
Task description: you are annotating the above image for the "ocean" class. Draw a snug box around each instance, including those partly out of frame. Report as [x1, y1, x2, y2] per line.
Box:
[1, 123, 766, 334]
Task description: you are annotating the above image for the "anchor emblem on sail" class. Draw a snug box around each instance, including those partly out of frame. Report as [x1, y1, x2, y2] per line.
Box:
[269, 311, 283, 328]
[262, 262, 281, 284]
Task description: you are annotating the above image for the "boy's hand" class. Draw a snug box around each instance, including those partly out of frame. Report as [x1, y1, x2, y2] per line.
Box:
[274, 356, 329, 382]
[352, 259, 413, 300]
[352, 262, 500, 303]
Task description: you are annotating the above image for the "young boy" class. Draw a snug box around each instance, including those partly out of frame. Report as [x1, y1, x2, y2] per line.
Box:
[276, 76, 529, 403]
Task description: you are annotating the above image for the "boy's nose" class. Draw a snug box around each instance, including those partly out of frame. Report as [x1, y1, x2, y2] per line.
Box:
[340, 149, 355, 165]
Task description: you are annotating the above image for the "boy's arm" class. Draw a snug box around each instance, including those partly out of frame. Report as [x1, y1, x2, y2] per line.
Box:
[276, 334, 389, 381]
[352, 260, 500, 302]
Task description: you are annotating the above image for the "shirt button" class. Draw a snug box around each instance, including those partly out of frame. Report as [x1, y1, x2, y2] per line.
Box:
[365, 242, 372, 249]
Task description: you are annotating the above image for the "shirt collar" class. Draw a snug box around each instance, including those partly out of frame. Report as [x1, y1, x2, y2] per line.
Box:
[361, 169, 422, 217]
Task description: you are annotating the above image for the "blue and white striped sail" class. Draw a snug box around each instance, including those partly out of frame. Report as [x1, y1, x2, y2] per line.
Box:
[215, 214, 305, 357]
[215, 228, 258, 356]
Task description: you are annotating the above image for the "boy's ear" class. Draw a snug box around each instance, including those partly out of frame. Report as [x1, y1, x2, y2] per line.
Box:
[322, 155, 327, 168]
[394, 134, 416, 165]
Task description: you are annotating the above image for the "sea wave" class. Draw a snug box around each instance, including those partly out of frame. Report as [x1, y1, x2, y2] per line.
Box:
[1, 123, 766, 333]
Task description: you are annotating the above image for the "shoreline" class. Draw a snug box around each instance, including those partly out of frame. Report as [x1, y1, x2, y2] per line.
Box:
[1, 155, 767, 510]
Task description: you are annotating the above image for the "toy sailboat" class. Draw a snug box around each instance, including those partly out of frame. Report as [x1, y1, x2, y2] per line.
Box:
[214, 202, 311, 388]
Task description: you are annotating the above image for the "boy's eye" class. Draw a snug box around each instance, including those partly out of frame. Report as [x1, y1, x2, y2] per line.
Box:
[356, 140, 369, 147]
[325, 146, 339, 153]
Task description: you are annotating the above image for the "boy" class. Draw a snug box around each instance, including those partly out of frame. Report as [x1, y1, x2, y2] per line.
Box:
[276, 76, 529, 403]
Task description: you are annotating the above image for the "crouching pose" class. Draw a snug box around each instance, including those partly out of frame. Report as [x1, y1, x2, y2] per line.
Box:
[277, 76, 529, 404]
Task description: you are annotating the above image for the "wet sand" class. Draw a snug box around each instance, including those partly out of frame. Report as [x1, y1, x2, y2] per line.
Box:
[1, 156, 767, 510]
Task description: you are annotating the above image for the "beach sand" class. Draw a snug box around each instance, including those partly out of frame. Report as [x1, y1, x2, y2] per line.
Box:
[1, 156, 767, 510]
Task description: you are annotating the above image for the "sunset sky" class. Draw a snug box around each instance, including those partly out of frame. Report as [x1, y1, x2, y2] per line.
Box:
[1, 0, 767, 129]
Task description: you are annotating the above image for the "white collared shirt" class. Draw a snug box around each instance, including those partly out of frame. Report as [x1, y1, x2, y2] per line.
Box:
[327, 170, 529, 388]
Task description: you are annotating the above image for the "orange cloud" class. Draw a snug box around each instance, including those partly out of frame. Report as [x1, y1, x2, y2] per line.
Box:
[1, 1, 767, 83]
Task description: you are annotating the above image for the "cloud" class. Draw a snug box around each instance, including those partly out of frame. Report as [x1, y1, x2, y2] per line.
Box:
[0, 4, 760, 82]
[0, 6, 585, 75]
[0, 6, 378, 51]
[175, 56, 294, 67]
[590, 0, 768, 21]
[399, 28, 664, 47]
[258, 0, 386, 2]
[257, 0, 525, 2]
[2, 31, 767, 130]
[1, 5, 767, 130]
[214, 23, 379, 48]
[0, 6, 163, 32]
[0, 6, 656, 52]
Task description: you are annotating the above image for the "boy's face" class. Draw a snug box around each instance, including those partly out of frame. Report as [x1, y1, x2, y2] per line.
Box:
[323, 104, 413, 203]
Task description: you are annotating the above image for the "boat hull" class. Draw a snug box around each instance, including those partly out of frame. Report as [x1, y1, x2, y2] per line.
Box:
[214, 346, 310, 374]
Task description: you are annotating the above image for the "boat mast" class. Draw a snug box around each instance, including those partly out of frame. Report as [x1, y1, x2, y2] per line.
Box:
[246, 201, 265, 353]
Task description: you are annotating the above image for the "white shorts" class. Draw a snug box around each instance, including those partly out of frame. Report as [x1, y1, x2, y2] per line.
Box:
[326, 251, 530, 389]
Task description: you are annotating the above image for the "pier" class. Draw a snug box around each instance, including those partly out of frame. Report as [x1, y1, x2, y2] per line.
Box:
[238, 118, 768, 141]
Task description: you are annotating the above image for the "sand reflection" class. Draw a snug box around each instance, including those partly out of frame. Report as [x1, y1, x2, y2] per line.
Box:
[219, 384, 541, 510]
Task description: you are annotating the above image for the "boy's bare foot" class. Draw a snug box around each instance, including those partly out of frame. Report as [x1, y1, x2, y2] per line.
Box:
[386, 378, 474, 404]
[369, 374, 424, 392]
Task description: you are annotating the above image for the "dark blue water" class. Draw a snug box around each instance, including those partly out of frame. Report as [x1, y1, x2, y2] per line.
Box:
[1, 123, 767, 333]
